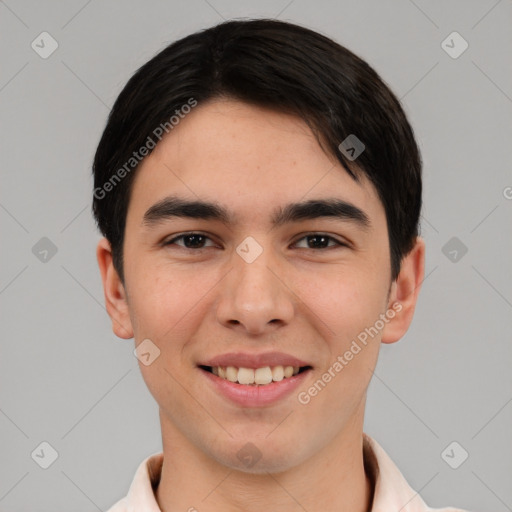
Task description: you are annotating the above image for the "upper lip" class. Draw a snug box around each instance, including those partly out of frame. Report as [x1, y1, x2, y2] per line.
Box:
[199, 351, 311, 369]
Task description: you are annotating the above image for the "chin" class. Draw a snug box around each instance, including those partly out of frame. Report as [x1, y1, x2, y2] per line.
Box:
[225, 452, 301, 475]
[211, 435, 306, 475]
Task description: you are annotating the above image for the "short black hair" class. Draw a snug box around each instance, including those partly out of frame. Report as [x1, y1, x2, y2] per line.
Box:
[92, 18, 422, 284]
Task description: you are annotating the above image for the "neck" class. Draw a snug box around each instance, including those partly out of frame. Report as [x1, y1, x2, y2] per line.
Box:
[155, 412, 373, 512]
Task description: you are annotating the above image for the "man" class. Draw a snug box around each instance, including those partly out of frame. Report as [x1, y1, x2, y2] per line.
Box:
[93, 18, 469, 512]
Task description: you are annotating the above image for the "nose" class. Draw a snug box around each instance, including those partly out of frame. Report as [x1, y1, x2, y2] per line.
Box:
[215, 244, 295, 335]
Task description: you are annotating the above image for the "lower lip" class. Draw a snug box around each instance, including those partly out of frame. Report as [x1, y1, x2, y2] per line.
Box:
[200, 367, 312, 407]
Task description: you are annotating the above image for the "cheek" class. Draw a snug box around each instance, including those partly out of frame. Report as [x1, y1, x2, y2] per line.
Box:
[292, 265, 386, 405]
[295, 272, 383, 415]
[291, 265, 387, 345]
[126, 261, 218, 342]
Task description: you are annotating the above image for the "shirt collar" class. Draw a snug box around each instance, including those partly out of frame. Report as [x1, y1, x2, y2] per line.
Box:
[362, 433, 432, 511]
[125, 449, 163, 512]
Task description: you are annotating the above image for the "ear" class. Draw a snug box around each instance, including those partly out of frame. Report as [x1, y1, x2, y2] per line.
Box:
[96, 237, 134, 339]
[381, 237, 425, 344]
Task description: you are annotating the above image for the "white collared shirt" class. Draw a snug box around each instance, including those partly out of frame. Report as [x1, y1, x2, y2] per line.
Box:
[106, 434, 470, 512]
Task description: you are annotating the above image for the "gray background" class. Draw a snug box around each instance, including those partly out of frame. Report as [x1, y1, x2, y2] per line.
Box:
[1, 0, 511, 511]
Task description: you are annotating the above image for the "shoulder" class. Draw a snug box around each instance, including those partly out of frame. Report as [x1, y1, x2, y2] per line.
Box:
[104, 452, 164, 512]
[427, 508, 470, 512]
[104, 496, 128, 512]
[363, 434, 473, 512]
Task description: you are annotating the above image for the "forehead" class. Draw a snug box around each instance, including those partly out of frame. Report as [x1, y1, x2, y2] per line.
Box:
[126, 99, 385, 230]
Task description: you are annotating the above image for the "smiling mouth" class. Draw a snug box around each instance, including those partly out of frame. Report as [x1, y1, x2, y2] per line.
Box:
[199, 365, 312, 385]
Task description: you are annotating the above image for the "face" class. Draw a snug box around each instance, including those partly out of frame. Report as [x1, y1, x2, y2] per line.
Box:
[97, 98, 424, 474]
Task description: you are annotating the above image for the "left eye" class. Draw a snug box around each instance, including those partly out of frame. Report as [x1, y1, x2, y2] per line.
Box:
[293, 234, 344, 249]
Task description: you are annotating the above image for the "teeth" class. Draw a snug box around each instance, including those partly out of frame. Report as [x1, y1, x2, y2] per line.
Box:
[226, 366, 238, 382]
[255, 367, 273, 385]
[238, 367, 254, 385]
[271, 365, 284, 382]
[211, 365, 304, 385]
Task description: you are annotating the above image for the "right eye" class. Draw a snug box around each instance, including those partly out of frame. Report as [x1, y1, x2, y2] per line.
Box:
[163, 232, 218, 250]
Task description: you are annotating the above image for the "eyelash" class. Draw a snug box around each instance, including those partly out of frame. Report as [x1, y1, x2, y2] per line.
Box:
[163, 232, 348, 251]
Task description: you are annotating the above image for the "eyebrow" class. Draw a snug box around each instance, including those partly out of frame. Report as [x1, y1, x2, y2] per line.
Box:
[142, 195, 371, 230]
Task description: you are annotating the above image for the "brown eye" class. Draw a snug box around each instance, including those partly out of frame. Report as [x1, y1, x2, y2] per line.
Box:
[164, 233, 215, 249]
[294, 234, 345, 250]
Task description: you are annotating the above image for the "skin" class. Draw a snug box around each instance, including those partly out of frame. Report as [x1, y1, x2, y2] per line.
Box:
[97, 98, 425, 512]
